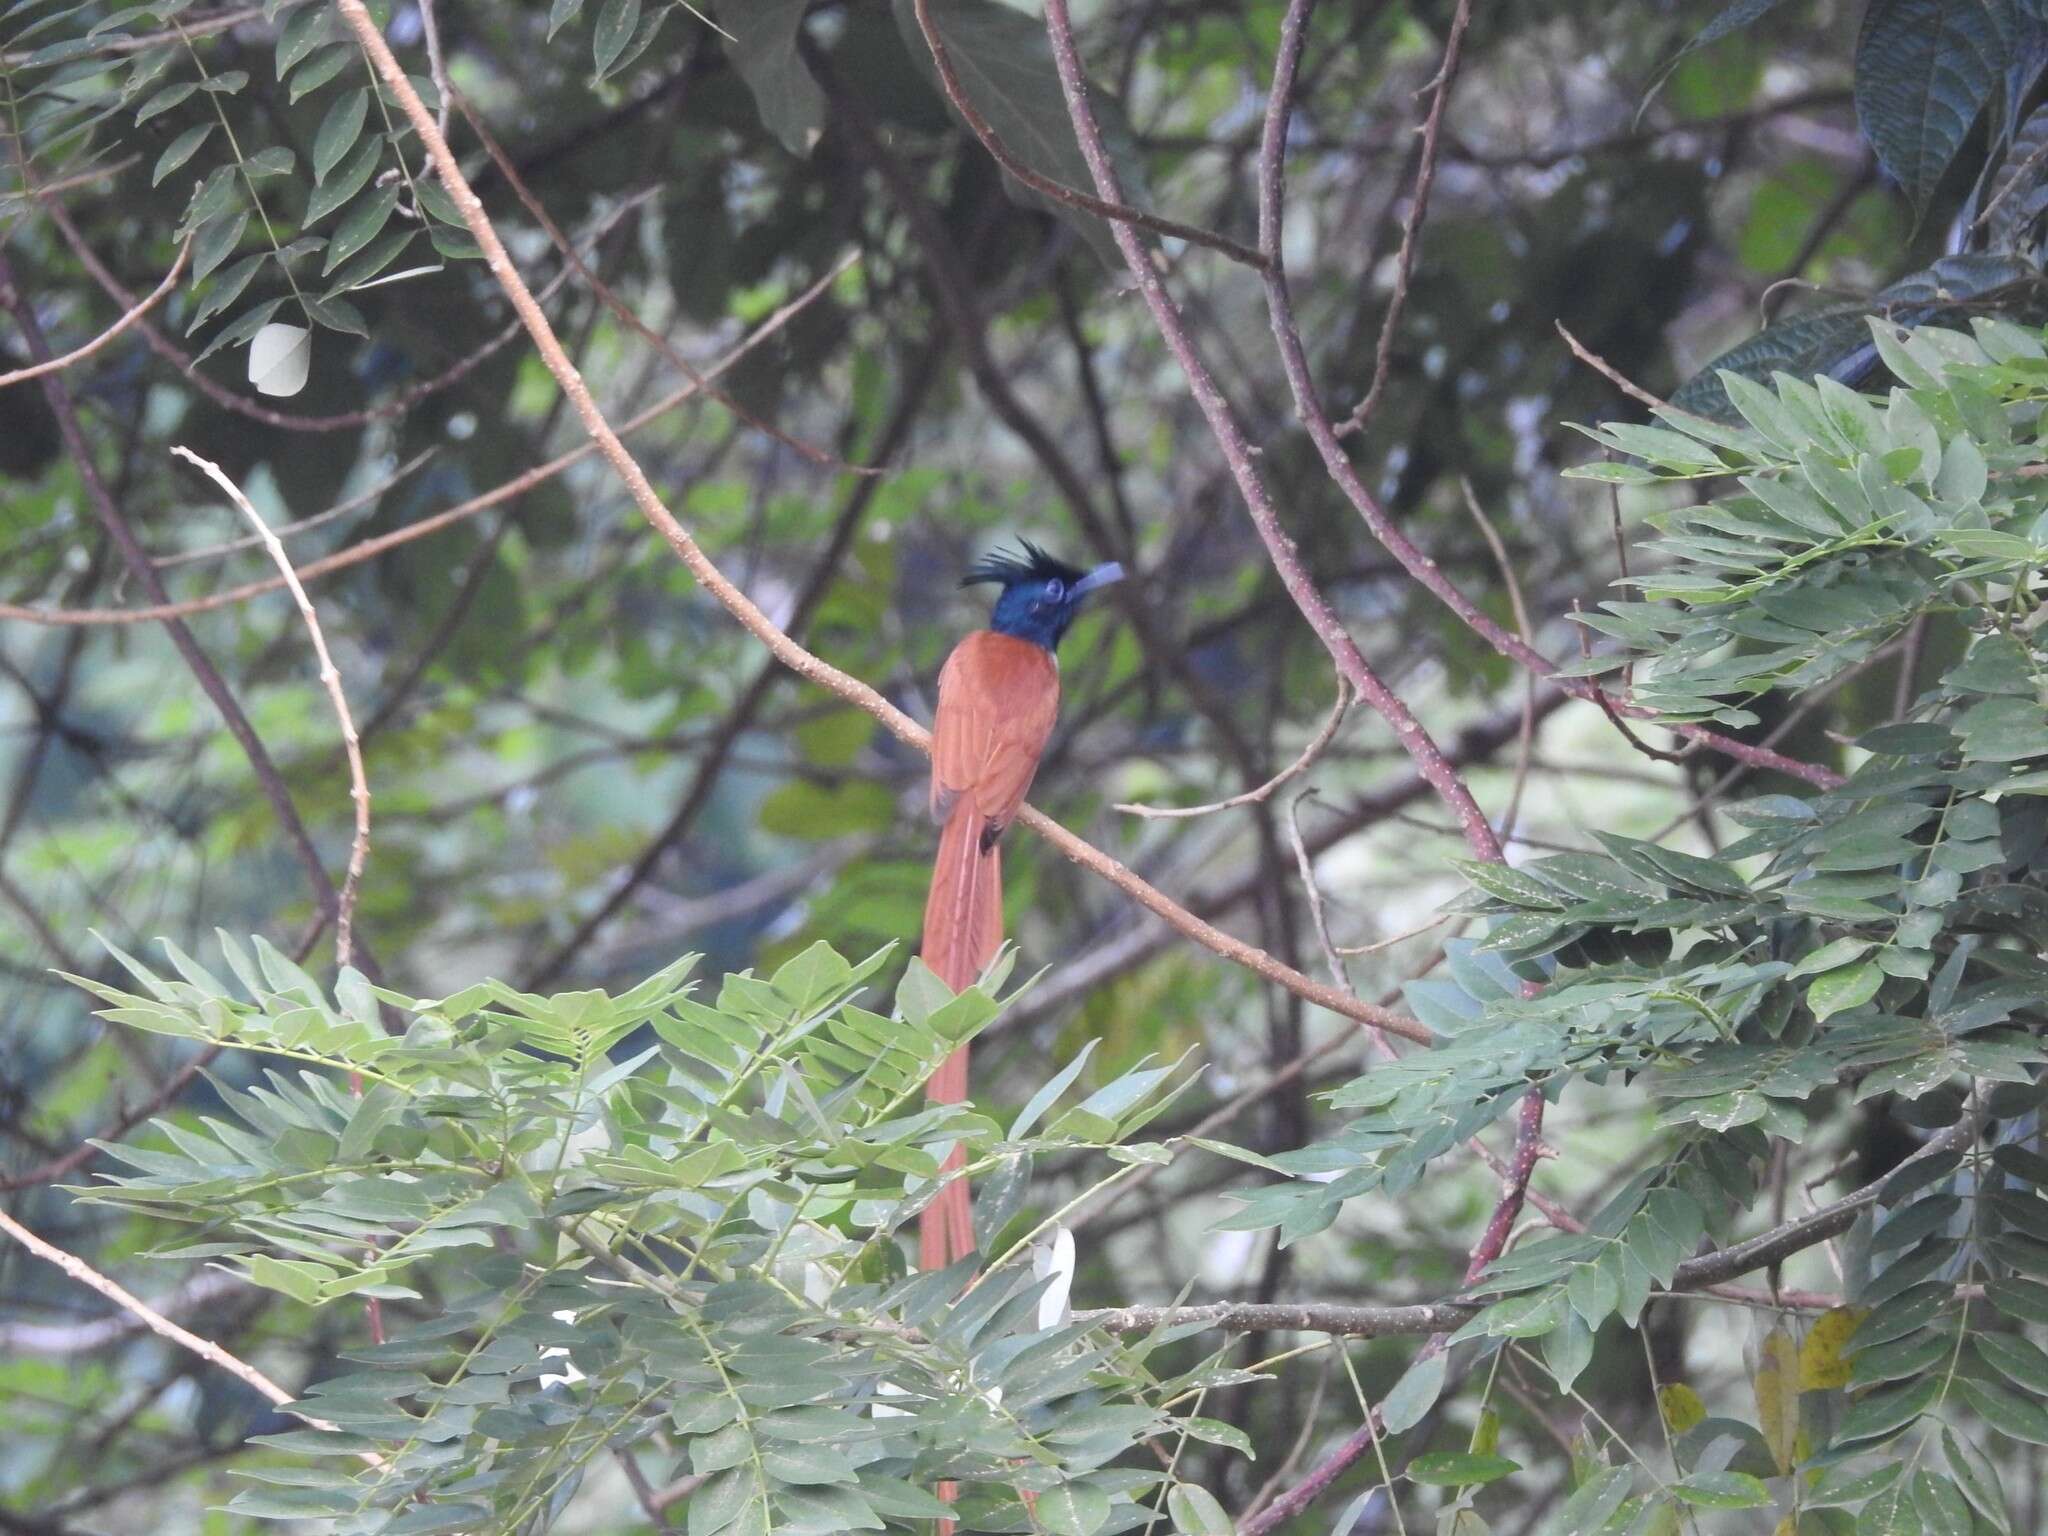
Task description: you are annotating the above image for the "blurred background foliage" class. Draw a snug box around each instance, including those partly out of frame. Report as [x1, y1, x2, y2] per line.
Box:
[6, 0, 2048, 1530]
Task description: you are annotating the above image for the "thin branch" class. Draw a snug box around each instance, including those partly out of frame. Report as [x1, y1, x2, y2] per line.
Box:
[33, 186, 643, 435]
[452, 91, 876, 476]
[1337, 0, 1473, 438]
[520, 356, 938, 990]
[0, 1207, 343, 1435]
[152, 447, 437, 569]
[904, 0, 1270, 271]
[171, 447, 371, 969]
[1040, 0, 1506, 869]
[0, 249, 353, 962]
[1462, 1086, 1547, 1284]
[1553, 318, 1673, 415]
[0, 1046, 224, 1191]
[0, 4, 261, 65]
[1285, 789, 1350, 993]
[333, 0, 1433, 1045]
[992, 688, 1569, 1038]
[1116, 681, 1350, 819]
[0, 252, 857, 628]
[0, 1267, 248, 1354]
[0, 239, 188, 389]
[1458, 478, 1537, 833]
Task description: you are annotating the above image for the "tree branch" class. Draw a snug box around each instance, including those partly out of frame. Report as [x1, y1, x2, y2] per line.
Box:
[0, 249, 357, 966]
[329, 0, 1432, 1045]
[171, 447, 372, 969]
[904, 0, 1270, 272]
[1038, 0, 1505, 868]
[0, 238, 187, 389]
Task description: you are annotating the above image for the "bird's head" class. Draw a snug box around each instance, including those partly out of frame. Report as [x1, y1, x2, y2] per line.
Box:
[965, 540, 1124, 652]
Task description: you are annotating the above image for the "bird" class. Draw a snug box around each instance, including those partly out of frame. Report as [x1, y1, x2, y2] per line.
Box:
[919, 541, 1124, 1273]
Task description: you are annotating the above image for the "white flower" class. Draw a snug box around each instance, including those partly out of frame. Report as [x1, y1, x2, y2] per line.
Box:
[1033, 1225, 1075, 1330]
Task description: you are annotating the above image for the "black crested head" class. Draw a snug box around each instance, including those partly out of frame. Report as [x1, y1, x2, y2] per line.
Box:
[962, 540, 1126, 653]
[960, 538, 1089, 592]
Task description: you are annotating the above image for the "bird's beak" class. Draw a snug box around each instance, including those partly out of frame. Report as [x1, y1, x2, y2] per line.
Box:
[1070, 562, 1125, 597]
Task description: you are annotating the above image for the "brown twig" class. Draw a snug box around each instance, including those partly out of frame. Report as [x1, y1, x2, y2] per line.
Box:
[1284, 789, 1350, 993]
[905, 0, 1270, 272]
[331, 0, 1432, 1045]
[1336, 0, 1473, 438]
[1553, 318, 1674, 415]
[151, 448, 437, 569]
[1458, 478, 1539, 832]
[0, 252, 858, 628]
[520, 354, 937, 990]
[1116, 681, 1350, 818]
[1040, 0, 1505, 871]
[0, 249, 355, 963]
[34, 185, 641, 435]
[171, 447, 371, 969]
[0, 239, 188, 388]
[0, 1207, 350, 1439]
[451, 91, 875, 476]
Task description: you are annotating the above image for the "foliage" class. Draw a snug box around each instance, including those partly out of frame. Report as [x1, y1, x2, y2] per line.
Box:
[1668, 0, 2048, 415]
[1224, 321, 2048, 1530]
[6, 1, 2048, 1534]
[65, 935, 1218, 1533]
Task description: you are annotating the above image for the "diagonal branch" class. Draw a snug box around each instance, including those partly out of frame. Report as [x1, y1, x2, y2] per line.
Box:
[172, 447, 372, 970]
[328, 0, 1431, 1046]
[1337, 0, 1473, 438]
[904, 0, 1270, 272]
[1036, 0, 1506, 868]
[0, 238, 187, 388]
[0, 252, 856, 629]
[0, 249, 362, 970]
[0, 1207, 348, 1439]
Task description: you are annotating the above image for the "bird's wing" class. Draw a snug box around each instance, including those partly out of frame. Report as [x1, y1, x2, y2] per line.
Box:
[930, 630, 1061, 828]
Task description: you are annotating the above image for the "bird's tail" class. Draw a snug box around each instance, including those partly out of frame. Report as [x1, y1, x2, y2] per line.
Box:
[919, 800, 1001, 1272]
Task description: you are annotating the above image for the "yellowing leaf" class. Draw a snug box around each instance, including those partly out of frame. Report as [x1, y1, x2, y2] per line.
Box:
[1658, 1383, 1706, 1434]
[1753, 1325, 1800, 1473]
[1800, 1306, 1868, 1389]
[1468, 1406, 1500, 1458]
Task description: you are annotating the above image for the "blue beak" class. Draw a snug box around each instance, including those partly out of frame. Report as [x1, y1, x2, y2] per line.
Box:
[1070, 562, 1125, 597]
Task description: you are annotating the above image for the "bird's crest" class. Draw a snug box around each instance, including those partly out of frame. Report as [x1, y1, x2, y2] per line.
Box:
[961, 539, 1088, 590]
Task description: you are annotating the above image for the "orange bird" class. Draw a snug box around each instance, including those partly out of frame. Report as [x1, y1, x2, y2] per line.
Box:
[919, 542, 1123, 1271]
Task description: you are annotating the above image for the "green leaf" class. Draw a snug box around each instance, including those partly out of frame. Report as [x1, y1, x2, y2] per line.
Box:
[304, 134, 381, 226]
[891, 0, 1147, 270]
[319, 181, 399, 276]
[1943, 1425, 2011, 1530]
[1956, 1374, 2048, 1443]
[548, 0, 587, 38]
[1975, 1330, 2048, 1395]
[312, 87, 368, 182]
[1545, 1467, 1631, 1534]
[711, 0, 821, 156]
[592, 0, 641, 76]
[1406, 1452, 1519, 1487]
[191, 209, 248, 282]
[1670, 1471, 1769, 1508]
[1378, 1350, 1446, 1433]
[1854, 0, 2006, 214]
[1835, 1375, 1938, 1445]
[1909, 1470, 1976, 1536]
[152, 122, 213, 185]
[1036, 1481, 1112, 1536]
[1166, 1484, 1232, 1536]
[1009, 1038, 1096, 1140]
[1807, 960, 1882, 1021]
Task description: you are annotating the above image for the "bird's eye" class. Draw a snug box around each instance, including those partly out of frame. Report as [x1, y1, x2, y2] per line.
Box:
[1044, 578, 1066, 602]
